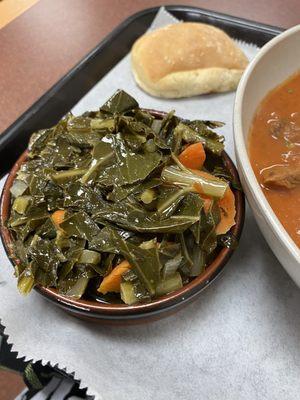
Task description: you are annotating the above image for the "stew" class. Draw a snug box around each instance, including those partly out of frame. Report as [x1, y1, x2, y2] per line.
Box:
[249, 71, 300, 247]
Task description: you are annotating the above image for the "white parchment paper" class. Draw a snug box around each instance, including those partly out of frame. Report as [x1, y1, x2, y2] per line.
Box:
[1, 8, 300, 400]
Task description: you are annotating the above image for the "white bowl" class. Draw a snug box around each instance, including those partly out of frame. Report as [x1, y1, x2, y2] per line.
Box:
[234, 25, 300, 285]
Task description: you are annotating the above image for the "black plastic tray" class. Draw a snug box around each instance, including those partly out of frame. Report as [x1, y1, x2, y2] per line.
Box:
[0, 5, 283, 178]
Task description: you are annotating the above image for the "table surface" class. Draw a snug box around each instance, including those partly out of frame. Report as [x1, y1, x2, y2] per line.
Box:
[0, 4, 299, 398]
[0, 0, 299, 135]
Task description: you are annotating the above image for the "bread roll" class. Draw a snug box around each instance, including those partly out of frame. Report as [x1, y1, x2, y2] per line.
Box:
[131, 22, 248, 98]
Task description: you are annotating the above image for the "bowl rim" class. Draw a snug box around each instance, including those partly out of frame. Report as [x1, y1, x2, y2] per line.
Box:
[0, 109, 245, 317]
[234, 24, 300, 262]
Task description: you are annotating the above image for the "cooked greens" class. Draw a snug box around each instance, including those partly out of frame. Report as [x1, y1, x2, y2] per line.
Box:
[8, 90, 237, 305]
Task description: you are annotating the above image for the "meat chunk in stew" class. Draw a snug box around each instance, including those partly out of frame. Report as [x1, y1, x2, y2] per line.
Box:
[261, 165, 300, 190]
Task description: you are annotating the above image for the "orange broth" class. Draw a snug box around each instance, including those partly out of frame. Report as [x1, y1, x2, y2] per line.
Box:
[249, 71, 300, 248]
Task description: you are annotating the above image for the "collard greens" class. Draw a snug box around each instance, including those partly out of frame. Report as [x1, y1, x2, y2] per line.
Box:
[8, 90, 236, 305]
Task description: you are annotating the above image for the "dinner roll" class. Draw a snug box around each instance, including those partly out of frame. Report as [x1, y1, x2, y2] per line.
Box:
[131, 22, 248, 98]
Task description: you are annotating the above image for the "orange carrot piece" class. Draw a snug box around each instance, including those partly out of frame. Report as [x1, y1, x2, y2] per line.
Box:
[215, 187, 236, 235]
[98, 260, 131, 294]
[193, 183, 213, 214]
[192, 169, 236, 233]
[190, 169, 215, 179]
[192, 169, 216, 213]
[178, 142, 206, 170]
[203, 199, 212, 214]
[202, 196, 213, 214]
[51, 210, 66, 227]
[192, 169, 219, 200]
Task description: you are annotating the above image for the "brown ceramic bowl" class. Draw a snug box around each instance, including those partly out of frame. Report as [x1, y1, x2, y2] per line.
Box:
[0, 110, 245, 324]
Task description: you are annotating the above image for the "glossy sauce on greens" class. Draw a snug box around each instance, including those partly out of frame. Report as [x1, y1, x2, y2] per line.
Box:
[249, 72, 300, 247]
